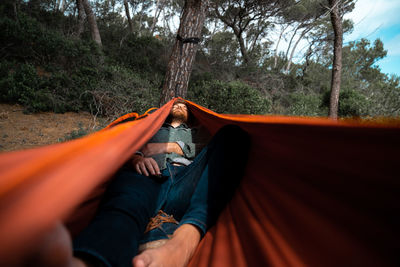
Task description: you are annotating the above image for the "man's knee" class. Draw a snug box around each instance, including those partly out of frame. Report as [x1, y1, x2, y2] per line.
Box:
[212, 124, 250, 151]
[216, 124, 244, 136]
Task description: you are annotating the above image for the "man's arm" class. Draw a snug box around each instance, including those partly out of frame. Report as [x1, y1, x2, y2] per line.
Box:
[141, 142, 184, 157]
[131, 155, 161, 176]
[131, 142, 183, 176]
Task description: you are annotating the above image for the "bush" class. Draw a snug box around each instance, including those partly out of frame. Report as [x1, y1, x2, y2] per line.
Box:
[338, 89, 368, 117]
[117, 35, 167, 75]
[81, 66, 161, 122]
[188, 80, 271, 114]
[287, 92, 326, 116]
[322, 89, 368, 117]
[0, 14, 101, 68]
[0, 62, 53, 112]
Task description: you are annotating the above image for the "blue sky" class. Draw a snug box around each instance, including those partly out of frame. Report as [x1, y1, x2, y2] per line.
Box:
[164, 1, 400, 77]
[344, 0, 400, 77]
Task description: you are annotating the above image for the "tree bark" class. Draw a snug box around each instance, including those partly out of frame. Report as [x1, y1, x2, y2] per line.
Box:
[285, 25, 312, 73]
[76, 0, 85, 37]
[159, 0, 209, 106]
[60, 0, 66, 12]
[235, 29, 250, 64]
[13, 0, 18, 20]
[55, 0, 60, 11]
[328, 0, 343, 119]
[82, 0, 102, 46]
[285, 24, 300, 60]
[123, 0, 134, 34]
[137, 4, 145, 36]
[274, 25, 287, 69]
[150, 0, 164, 35]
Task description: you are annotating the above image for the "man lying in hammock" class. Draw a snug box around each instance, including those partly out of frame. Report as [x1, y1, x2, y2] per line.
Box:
[34, 99, 250, 267]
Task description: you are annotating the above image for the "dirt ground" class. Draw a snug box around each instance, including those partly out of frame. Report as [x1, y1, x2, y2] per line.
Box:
[0, 103, 102, 152]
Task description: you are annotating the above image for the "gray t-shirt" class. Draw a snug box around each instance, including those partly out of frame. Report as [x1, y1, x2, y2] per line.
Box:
[148, 123, 210, 170]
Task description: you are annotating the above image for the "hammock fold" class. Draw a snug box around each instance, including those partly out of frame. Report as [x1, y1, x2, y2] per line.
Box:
[0, 98, 399, 266]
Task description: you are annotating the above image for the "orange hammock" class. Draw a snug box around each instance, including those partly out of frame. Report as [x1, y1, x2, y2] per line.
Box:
[0, 98, 399, 266]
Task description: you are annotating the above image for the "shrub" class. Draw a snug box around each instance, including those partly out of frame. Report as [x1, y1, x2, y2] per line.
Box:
[0, 14, 101, 68]
[287, 92, 326, 116]
[188, 80, 271, 114]
[117, 35, 167, 74]
[0, 62, 53, 112]
[81, 66, 161, 122]
[322, 89, 368, 117]
[338, 89, 368, 117]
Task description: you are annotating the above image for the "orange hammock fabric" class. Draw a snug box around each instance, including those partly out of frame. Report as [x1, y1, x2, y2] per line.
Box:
[0, 98, 399, 266]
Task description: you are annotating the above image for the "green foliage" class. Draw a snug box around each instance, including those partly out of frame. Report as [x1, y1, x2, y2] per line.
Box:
[116, 34, 167, 74]
[0, 62, 52, 112]
[0, 14, 101, 67]
[322, 89, 368, 117]
[282, 0, 327, 23]
[0, 12, 159, 116]
[338, 90, 368, 117]
[342, 38, 387, 84]
[364, 75, 400, 116]
[287, 92, 326, 116]
[188, 80, 270, 114]
[299, 61, 331, 94]
[84, 65, 161, 120]
[0, 1, 398, 120]
[204, 31, 240, 70]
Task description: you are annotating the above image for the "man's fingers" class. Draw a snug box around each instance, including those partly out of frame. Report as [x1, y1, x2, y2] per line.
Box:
[135, 164, 142, 175]
[144, 160, 156, 176]
[133, 157, 160, 176]
[149, 158, 161, 175]
[139, 163, 149, 176]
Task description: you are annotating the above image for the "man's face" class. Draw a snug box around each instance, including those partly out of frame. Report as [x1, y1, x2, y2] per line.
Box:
[170, 103, 189, 122]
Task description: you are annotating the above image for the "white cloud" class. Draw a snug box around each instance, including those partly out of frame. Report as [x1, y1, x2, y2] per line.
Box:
[274, 0, 400, 62]
[345, 0, 400, 41]
[384, 34, 400, 56]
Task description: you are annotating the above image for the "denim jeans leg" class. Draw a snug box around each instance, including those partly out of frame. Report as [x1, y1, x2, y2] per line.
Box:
[166, 125, 250, 235]
[159, 151, 208, 220]
[73, 169, 161, 267]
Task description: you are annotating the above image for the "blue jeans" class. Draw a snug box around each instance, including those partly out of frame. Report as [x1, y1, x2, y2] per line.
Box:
[73, 125, 250, 267]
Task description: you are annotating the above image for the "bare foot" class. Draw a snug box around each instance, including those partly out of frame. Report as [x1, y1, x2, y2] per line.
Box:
[132, 224, 201, 267]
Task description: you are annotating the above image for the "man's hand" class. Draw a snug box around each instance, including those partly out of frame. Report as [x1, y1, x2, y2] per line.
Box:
[141, 143, 184, 157]
[131, 154, 161, 176]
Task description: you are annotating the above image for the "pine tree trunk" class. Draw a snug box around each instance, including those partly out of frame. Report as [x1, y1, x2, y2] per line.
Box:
[123, 0, 133, 34]
[235, 29, 249, 64]
[150, 0, 163, 35]
[76, 0, 85, 37]
[159, 0, 208, 105]
[60, 0, 66, 12]
[13, 0, 18, 20]
[328, 0, 343, 119]
[285, 26, 311, 74]
[285, 25, 300, 60]
[55, 0, 60, 11]
[82, 0, 102, 46]
[274, 25, 287, 69]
